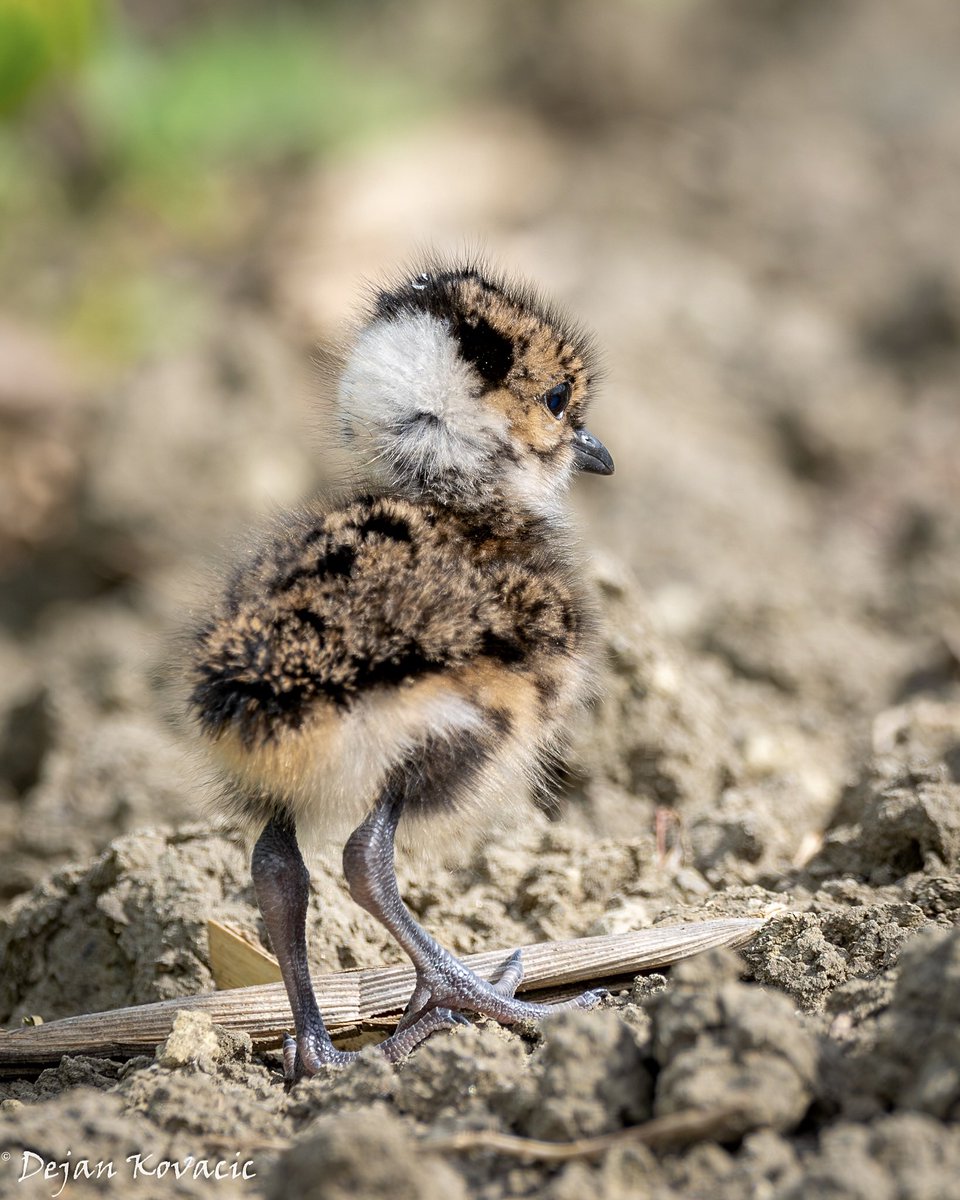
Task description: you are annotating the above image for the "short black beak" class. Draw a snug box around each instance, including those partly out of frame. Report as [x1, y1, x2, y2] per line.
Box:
[572, 427, 614, 476]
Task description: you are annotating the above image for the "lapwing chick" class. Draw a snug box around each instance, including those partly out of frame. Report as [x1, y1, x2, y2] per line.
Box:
[187, 261, 615, 1079]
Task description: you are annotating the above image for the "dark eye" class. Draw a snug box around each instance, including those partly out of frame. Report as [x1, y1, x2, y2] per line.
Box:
[543, 382, 570, 419]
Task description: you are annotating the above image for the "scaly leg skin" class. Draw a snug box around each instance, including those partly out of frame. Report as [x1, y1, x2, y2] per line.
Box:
[251, 816, 355, 1081]
[252, 814, 456, 1081]
[342, 788, 606, 1053]
[253, 798, 603, 1082]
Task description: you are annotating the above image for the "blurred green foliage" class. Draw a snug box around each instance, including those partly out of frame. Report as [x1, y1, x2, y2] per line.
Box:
[0, 0, 102, 115]
[1, 3, 433, 178]
[0, 3, 441, 364]
[83, 17, 426, 173]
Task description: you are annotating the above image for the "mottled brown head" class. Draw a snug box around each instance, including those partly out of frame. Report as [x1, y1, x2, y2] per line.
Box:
[337, 261, 613, 515]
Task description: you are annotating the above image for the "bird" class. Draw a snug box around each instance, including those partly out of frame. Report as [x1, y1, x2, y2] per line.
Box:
[185, 259, 615, 1080]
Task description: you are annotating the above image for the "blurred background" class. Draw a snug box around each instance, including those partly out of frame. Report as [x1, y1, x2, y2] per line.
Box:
[1, 0, 959, 900]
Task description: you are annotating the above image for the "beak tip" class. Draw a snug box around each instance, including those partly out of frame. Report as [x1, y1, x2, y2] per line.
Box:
[572, 427, 614, 476]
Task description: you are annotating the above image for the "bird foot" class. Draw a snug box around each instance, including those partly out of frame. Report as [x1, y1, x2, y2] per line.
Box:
[282, 949, 607, 1079]
[378, 947, 606, 1059]
[281, 1025, 357, 1084]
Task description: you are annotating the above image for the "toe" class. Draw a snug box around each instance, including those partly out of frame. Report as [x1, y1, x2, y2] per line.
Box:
[492, 949, 525, 997]
[378, 1006, 472, 1061]
[282, 1033, 298, 1084]
[569, 987, 608, 1009]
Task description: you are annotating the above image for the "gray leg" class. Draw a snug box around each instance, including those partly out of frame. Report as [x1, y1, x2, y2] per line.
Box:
[342, 788, 605, 1048]
[251, 816, 353, 1078]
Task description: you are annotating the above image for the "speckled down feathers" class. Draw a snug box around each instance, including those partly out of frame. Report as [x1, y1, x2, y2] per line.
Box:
[185, 260, 605, 851]
[191, 494, 590, 746]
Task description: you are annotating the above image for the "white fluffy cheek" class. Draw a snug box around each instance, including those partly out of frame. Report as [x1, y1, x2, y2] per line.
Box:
[336, 311, 511, 484]
[338, 312, 473, 440]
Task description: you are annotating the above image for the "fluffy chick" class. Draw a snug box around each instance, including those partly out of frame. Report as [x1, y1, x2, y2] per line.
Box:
[186, 260, 614, 1078]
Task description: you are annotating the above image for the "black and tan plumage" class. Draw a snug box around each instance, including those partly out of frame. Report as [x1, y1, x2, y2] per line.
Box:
[186, 260, 615, 1078]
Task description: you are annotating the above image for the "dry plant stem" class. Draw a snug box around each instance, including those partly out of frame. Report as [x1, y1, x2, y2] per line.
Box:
[0, 918, 763, 1069]
[421, 1105, 747, 1161]
[183, 1105, 744, 1161]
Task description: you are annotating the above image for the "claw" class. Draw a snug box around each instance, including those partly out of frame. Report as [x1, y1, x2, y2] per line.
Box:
[282, 1033, 298, 1084]
[566, 987, 608, 1011]
[493, 949, 525, 996]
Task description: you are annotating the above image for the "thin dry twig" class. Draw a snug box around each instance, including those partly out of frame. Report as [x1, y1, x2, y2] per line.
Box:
[0, 917, 764, 1071]
[180, 1105, 745, 1163]
[421, 1105, 745, 1161]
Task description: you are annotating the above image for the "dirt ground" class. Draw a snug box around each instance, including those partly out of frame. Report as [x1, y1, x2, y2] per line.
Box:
[2, 1, 960, 1197]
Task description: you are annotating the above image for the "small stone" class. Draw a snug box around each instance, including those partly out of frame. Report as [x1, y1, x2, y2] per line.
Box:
[156, 1009, 221, 1072]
